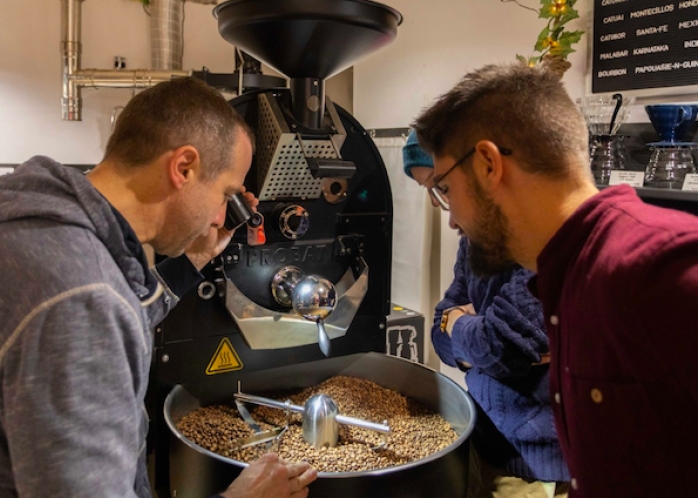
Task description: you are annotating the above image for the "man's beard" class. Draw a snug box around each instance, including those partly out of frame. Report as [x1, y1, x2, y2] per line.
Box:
[465, 177, 517, 278]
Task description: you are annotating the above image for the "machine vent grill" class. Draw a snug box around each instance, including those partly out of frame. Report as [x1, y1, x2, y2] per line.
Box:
[256, 94, 337, 201]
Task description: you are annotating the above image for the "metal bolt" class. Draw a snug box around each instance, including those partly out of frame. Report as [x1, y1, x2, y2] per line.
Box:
[162, 354, 170, 363]
[232, 254, 239, 262]
[379, 323, 385, 329]
[156, 327, 162, 334]
[226, 255, 233, 263]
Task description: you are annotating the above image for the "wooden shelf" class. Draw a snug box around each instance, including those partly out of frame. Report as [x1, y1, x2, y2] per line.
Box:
[598, 183, 698, 216]
[598, 184, 698, 202]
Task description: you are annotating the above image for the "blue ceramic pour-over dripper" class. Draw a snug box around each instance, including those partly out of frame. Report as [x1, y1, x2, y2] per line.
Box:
[645, 104, 698, 143]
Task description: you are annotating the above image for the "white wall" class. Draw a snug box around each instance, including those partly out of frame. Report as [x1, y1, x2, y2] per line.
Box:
[0, 1, 227, 164]
[354, 0, 593, 297]
[0, 0, 352, 165]
[354, 0, 592, 130]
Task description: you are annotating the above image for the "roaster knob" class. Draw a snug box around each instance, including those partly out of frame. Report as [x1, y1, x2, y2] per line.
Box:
[292, 275, 336, 356]
[279, 204, 309, 239]
[292, 275, 336, 321]
[271, 266, 305, 307]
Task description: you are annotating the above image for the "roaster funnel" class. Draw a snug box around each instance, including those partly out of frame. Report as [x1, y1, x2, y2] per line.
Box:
[214, 0, 402, 80]
[214, 0, 402, 128]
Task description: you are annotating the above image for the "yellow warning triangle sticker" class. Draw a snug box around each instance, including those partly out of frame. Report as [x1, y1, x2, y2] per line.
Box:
[205, 337, 243, 375]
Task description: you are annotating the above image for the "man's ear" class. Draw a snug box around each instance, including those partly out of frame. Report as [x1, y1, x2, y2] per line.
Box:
[168, 145, 200, 190]
[473, 140, 504, 191]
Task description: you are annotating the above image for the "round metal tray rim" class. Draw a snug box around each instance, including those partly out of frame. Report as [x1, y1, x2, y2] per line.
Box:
[164, 355, 477, 479]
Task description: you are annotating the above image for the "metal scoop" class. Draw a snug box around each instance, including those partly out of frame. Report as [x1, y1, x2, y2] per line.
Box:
[234, 391, 390, 449]
[292, 275, 337, 357]
[234, 384, 287, 451]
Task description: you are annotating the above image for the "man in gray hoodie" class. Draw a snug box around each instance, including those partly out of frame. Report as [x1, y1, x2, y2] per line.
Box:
[0, 77, 317, 498]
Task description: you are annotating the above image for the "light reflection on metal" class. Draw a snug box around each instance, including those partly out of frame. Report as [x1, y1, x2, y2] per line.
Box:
[224, 258, 368, 350]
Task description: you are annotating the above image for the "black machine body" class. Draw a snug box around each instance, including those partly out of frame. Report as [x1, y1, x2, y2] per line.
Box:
[149, 88, 394, 497]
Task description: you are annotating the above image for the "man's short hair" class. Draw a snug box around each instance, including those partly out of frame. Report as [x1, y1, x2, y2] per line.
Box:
[412, 63, 589, 179]
[104, 77, 254, 182]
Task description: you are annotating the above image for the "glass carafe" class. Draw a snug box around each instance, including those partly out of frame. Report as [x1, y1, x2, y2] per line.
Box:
[589, 134, 628, 185]
[644, 146, 696, 189]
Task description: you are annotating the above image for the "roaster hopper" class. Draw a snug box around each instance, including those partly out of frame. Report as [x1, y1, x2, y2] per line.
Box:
[148, 2, 476, 497]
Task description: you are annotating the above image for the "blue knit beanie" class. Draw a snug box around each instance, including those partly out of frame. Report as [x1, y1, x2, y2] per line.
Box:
[402, 130, 433, 178]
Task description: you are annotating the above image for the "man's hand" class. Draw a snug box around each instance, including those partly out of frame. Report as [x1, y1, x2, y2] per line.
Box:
[445, 303, 476, 336]
[185, 190, 259, 271]
[184, 225, 234, 271]
[218, 453, 318, 498]
[443, 304, 476, 370]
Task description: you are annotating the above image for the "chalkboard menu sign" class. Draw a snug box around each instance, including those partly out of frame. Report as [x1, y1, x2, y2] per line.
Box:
[593, 0, 698, 93]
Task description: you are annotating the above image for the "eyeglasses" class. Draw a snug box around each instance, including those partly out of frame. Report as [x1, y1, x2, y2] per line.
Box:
[428, 186, 450, 210]
[431, 145, 512, 211]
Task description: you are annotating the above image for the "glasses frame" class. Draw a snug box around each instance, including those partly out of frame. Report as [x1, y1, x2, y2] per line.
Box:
[431, 145, 512, 211]
[428, 186, 450, 210]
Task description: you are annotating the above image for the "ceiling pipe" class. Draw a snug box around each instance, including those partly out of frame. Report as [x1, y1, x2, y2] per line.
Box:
[61, 0, 190, 121]
[151, 0, 184, 70]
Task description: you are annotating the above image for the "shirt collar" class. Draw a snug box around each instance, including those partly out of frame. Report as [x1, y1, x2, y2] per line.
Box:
[532, 185, 639, 309]
[109, 205, 160, 300]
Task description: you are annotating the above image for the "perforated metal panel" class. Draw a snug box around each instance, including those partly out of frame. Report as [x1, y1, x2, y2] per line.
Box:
[256, 94, 339, 201]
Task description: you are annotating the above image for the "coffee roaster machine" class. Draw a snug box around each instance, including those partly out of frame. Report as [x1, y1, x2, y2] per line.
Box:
[148, 1, 477, 497]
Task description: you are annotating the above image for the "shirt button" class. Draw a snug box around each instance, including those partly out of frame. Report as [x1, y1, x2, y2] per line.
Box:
[571, 478, 578, 490]
[550, 315, 559, 325]
[591, 388, 603, 403]
[554, 392, 561, 404]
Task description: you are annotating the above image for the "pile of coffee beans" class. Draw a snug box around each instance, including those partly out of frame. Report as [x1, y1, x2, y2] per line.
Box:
[176, 376, 458, 472]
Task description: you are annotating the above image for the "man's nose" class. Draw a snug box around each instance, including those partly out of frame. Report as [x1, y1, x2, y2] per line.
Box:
[448, 215, 458, 231]
[213, 203, 227, 229]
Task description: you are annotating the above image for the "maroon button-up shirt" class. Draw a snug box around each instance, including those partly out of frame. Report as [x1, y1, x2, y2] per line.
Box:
[529, 185, 698, 497]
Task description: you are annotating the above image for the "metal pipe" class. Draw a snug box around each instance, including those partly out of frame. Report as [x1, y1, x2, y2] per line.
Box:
[60, 0, 192, 121]
[234, 392, 391, 435]
[71, 69, 191, 88]
[61, 0, 83, 121]
[150, 0, 184, 70]
[290, 77, 326, 129]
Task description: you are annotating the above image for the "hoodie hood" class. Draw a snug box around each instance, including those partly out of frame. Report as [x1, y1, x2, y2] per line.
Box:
[0, 156, 151, 298]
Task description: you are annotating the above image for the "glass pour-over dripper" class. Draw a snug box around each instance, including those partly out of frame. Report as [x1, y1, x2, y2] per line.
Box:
[577, 93, 634, 135]
[578, 94, 634, 184]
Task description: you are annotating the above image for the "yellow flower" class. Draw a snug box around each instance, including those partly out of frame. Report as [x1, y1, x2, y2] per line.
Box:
[549, 4, 567, 15]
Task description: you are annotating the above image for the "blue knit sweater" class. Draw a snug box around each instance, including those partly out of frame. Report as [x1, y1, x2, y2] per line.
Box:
[433, 238, 569, 482]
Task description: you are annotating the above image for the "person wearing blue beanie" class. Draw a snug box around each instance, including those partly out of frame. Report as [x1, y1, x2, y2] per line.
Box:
[402, 130, 443, 209]
[402, 132, 570, 497]
[403, 129, 434, 177]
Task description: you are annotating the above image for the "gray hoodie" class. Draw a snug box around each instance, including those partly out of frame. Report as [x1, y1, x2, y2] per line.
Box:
[0, 156, 185, 497]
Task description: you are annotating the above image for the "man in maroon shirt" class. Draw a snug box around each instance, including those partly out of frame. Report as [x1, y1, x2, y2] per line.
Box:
[410, 63, 698, 497]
